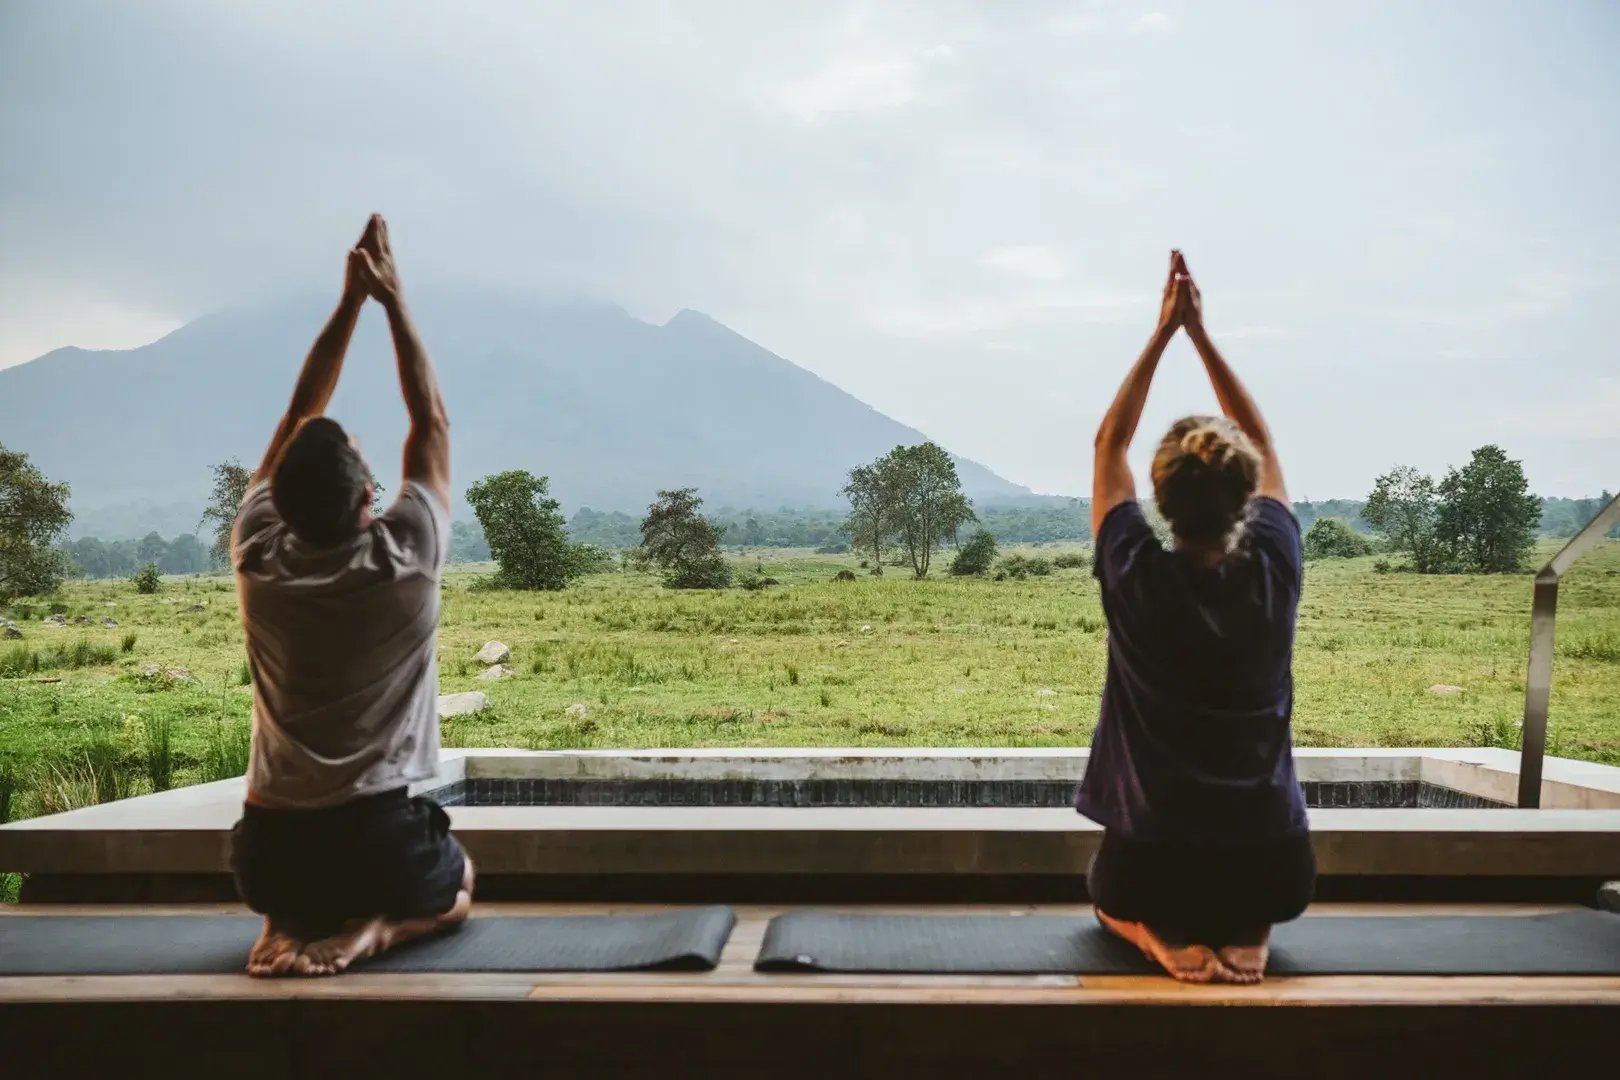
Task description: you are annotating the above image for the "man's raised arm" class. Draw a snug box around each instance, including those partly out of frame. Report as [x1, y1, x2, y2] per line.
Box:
[251, 221, 377, 485]
[352, 215, 450, 511]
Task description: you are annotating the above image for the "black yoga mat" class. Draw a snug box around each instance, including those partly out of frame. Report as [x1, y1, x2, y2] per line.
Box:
[755, 910, 1620, 975]
[0, 907, 735, 975]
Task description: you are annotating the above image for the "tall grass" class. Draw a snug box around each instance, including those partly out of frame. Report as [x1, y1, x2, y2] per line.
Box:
[33, 744, 135, 815]
[142, 713, 174, 792]
[202, 719, 252, 782]
[121, 632, 138, 654]
[0, 763, 16, 824]
[0, 640, 118, 677]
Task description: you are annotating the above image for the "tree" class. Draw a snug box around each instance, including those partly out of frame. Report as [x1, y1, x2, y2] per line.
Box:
[840, 463, 892, 568]
[464, 470, 573, 590]
[639, 488, 731, 589]
[951, 530, 999, 576]
[1434, 445, 1541, 573]
[1364, 465, 1446, 572]
[1302, 517, 1373, 560]
[159, 533, 209, 575]
[885, 443, 977, 578]
[199, 459, 251, 569]
[0, 444, 72, 601]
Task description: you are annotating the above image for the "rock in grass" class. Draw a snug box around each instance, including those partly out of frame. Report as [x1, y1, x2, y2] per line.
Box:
[476, 663, 513, 681]
[138, 662, 161, 679]
[1428, 684, 1464, 696]
[1037, 688, 1058, 697]
[564, 703, 590, 720]
[1598, 881, 1620, 913]
[437, 691, 490, 718]
[474, 641, 511, 665]
[102, 617, 118, 628]
[1, 617, 21, 639]
[164, 666, 196, 683]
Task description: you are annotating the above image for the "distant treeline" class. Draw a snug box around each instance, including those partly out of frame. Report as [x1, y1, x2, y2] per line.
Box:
[58, 532, 211, 579]
[56, 494, 1617, 579]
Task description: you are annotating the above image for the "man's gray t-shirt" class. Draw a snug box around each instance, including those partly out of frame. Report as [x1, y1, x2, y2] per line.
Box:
[233, 479, 447, 809]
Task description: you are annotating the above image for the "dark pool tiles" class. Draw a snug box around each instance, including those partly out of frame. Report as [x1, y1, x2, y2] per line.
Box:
[426, 777, 1511, 810]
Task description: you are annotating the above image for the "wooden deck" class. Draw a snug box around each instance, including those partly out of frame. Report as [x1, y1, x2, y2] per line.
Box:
[3, 902, 1618, 1078]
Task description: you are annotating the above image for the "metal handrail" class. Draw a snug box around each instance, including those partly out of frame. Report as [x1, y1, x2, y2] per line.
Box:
[1518, 492, 1620, 807]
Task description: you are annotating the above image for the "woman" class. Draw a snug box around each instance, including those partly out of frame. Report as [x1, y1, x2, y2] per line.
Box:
[1078, 251, 1313, 984]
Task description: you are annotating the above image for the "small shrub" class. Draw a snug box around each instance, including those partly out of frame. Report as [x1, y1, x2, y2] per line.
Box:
[131, 563, 162, 594]
[951, 531, 998, 576]
[832, 569, 857, 582]
[997, 554, 1053, 580]
[121, 632, 138, 654]
[1372, 558, 1394, 574]
[1052, 551, 1089, 570]
[737, 570, 781, 591]
[818, 688, 832, 707]
[48, 601, 68, 615]
[785, 663, 800, 685]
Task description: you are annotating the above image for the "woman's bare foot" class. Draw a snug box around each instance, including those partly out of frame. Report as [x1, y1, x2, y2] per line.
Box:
[293, 916, 389, 976]
[246, 919, 303, 978]
[1095, 908, 1223, 984]
[1216, 927, 1271, 984]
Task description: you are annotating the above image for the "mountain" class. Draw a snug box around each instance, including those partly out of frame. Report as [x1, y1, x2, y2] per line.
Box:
[0, 290, 1030, 537]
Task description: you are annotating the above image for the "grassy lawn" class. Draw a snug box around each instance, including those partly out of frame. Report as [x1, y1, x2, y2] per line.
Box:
[2, 540, 1618, 829]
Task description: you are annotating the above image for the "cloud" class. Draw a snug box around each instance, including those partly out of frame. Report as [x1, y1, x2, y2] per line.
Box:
[775, 55, 921, 121]
[982, 245, 1066, 280]
[1130, 12, 1177, 35]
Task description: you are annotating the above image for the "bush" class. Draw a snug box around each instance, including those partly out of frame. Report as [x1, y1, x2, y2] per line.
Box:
[950, 531, 998, 576]
[997, 554, 1053, 580]
[1052, 551, 1089, 570]
[832, 569, 857, 582]
[1303, 518, 1373, 560]
[737, 569, 781, 591]
[131, 562, 162, 593]
[565, 543, 617, 577]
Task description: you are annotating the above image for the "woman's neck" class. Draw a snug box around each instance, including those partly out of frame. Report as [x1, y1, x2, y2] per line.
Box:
[1173, 537, 1230, 566]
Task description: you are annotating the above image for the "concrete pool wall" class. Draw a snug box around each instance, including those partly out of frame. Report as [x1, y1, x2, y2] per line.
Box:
[3, 748, 1619, 897]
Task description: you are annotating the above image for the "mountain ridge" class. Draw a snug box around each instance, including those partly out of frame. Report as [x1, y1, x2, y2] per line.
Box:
[1, 291, 1033, 537]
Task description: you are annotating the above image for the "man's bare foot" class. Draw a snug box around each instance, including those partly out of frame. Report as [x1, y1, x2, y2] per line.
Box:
[246, 919, 303, 978]
[1095, 908, 1223, 984]
[1216, 927, 1271, 984]
[292, 857, 475, 977]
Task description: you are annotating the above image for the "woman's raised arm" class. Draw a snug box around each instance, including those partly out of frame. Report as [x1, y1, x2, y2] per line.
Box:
[1092, 251, 1184, 536]
[1177, 260, 1289, 507]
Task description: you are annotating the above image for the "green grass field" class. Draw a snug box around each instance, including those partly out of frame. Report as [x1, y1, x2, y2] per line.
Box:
[2, 541, 1618, 828]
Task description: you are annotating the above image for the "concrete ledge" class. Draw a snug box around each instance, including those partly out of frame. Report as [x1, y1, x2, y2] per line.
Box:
[5, 749, 1619, 880]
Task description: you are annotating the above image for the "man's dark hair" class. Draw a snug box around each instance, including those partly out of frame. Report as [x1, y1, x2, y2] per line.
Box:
[271, 417, 370, 547]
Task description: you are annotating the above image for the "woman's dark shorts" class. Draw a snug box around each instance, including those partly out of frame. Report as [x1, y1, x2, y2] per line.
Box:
[1087, 828, 1316, 944]
[231, 787, 466, 937]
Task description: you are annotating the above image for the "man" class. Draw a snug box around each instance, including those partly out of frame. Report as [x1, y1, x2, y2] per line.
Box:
[229, 214, 472, 977]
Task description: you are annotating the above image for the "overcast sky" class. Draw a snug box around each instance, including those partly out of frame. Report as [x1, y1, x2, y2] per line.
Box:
[3, 1, 1616, 497]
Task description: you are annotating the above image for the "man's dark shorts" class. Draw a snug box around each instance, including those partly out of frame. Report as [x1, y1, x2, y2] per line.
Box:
[231, 788, 466, 937]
